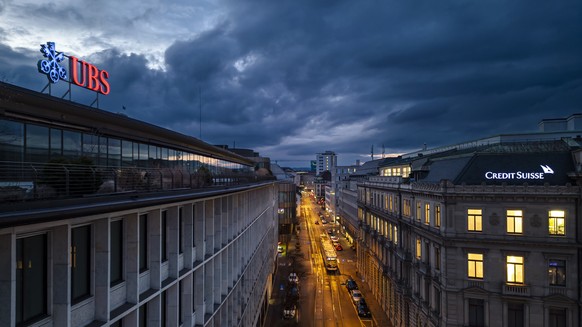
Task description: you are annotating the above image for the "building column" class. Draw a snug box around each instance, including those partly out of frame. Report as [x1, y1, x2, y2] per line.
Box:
[125, 213, 139, 304]
[94, 218, 111, 322]
[149, 211, 162, 290]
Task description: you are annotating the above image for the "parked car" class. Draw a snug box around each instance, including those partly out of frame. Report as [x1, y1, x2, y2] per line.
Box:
[351, 289, 363, 303]
[283, 302, 297, 319]
[330, 235, 339, 242]
[327, 229, 333, 234]
[334, 243, 343, 251]
[345, 278, 358, 291]
[357, 299, 371, 317]
[321, 219, 328, 224]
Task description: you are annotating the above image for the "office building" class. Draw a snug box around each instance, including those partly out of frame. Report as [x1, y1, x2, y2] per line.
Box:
[0, 82, 279, 327]
[316, 151, 337, 176]
[356, 121, 582, 327]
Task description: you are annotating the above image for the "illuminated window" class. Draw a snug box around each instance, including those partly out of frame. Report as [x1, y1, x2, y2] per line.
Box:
[467, 253, 483, 279]
[416, 238, 422, 259]
[435, 205, 441, 228]
[424, 203, 430, 225]
[416, 201, 422, 221]
[403, 199, 411, 217]
[467, 209, 482, 232]
[393, 226, 398, 244]
[548, 259, 566, 286]
[506, 256, 524, 284]
[548, 210, 565, 236]
[507, 210, 523, 234]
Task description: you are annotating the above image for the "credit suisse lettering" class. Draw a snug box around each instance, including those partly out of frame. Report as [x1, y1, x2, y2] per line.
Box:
[70, 56, 110, 95]
[485, 172, 545, 180]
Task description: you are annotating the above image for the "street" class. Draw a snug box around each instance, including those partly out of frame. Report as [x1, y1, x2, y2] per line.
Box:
[266, 193, 390, 327]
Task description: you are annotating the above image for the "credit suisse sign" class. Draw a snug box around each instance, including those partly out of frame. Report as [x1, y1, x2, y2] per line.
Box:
[484, 165, 554, 180]
[37, 42, 110, 95]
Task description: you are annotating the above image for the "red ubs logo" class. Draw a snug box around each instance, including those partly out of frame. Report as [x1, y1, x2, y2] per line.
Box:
[38, 42, 110, 95]
[69, 56, 110, 95]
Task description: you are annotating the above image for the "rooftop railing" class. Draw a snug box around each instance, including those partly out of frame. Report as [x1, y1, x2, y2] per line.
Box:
[0, 161, 272, 203]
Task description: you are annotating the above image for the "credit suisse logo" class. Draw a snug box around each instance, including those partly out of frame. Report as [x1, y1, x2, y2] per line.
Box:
[484, 165, 555, 180]
[37, 42, 110, 95]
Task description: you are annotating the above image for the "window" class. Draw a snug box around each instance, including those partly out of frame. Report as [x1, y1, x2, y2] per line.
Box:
[468, 299, 485, 327]
[435, 205, 441, 228]
[467, 209, 482, 232]
[139, 303, 147, 327]
[468, 253, 484, 279]
[403, 199, 411, 217]
[162, 211, 168, 262]
[548, 210, 565, 236]
[435, 247, 441, 270]
[506, 256, 524, 284]
[179, 208, 183, 254]
[71, 225, 91, 303]
[161, 291, 167, 327]
[433, 287, 441, 313]
[416, 238, 422, 259]
[507, 303, 524, 327]
[416, 201, 422, 221]
[139, 215, 148, 273]
[548, 260, 566, 286]
[507, 209, 523, 234]
[110, 220, 123, 285]
[16, 234, 47, 325]
[424, 203, 430, 225]
[393, 226, 398, 245]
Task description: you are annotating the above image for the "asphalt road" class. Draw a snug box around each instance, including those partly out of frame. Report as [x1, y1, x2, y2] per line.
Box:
[266, 194, 390, 327]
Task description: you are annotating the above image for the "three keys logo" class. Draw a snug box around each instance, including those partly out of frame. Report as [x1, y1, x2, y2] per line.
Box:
[38, 42, 67, 83]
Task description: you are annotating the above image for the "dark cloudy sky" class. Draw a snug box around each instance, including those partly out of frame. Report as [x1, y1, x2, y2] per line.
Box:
[0, 0, 581, 167]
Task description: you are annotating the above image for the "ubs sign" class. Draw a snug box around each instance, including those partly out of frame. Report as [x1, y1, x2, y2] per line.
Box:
[37, 42, 110, 95]
[485, 165, 555, 180]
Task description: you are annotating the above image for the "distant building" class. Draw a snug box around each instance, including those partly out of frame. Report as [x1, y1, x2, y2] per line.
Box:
[316, 151, 337, 176]
[356, 117, 582, 327]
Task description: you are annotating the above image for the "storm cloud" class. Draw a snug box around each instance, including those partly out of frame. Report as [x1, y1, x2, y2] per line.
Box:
[0, 0, 580, 166]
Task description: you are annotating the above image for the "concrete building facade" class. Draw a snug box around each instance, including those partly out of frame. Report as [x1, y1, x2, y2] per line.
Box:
[316, 151, 337, 176]
[0, 82, 279, 327]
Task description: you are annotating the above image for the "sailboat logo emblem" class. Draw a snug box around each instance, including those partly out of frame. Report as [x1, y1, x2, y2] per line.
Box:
[540, 165, 554, 174]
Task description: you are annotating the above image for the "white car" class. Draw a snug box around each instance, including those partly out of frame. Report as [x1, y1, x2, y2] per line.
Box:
[351, 289, 363, 303]
[330, 235, 339, 242]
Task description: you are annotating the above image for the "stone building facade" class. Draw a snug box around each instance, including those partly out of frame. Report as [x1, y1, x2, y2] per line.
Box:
[356, 138, 582, 327]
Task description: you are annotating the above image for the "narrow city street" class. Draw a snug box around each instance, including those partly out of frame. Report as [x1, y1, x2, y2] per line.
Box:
[266, 193, 391, 327]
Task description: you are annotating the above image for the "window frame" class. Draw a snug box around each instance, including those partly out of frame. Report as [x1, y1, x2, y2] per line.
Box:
[506, 209, 523, 234]
[548, 210, 565, 236]
[467, 209, 483, 232]
[467, 253, 484, 279]
[506, 255, 524, 284]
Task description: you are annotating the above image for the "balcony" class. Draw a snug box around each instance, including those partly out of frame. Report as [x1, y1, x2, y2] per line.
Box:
[466, 280, 484, 289]
[502, 283, 530, 296]
[548, 286, 568, 297]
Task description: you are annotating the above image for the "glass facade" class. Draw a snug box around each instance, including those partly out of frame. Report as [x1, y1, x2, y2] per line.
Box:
[0, 118, 252, 176]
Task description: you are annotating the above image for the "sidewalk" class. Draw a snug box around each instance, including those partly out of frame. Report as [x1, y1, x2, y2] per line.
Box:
[355, 270, 392, 327]
[266, 227, 307, 326]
